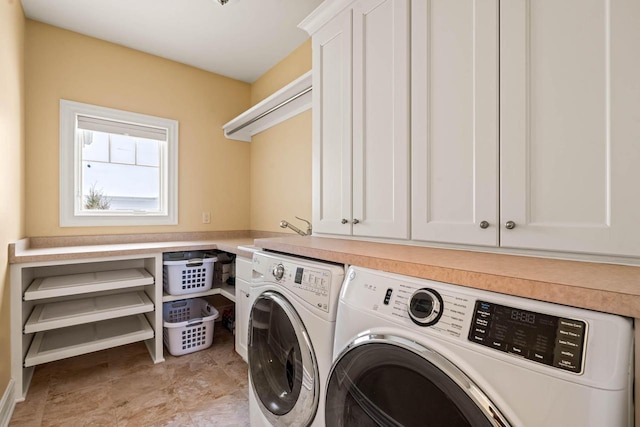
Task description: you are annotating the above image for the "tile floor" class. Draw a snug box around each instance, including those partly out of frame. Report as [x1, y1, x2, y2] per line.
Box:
[9, 327, 249, 427]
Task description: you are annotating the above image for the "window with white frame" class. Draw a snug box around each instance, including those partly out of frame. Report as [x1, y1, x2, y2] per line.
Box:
[60, 100, 178, 226]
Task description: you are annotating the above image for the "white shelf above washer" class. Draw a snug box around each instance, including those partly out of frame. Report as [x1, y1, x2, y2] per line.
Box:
[24, 268, 154, 301]
[222, 71, 312, 142]
[24, 291, 154, 334]
[24, 314, 154, 367]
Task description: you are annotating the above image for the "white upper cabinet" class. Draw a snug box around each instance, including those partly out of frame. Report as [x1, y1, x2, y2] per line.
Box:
[411, 0, 499, 246]
[310, 8, 353, 235]
[304, 0, 640, 257]
[305, 0, 410, 239]
[352, 0, 410, 239]
[500, 0, 640, 257]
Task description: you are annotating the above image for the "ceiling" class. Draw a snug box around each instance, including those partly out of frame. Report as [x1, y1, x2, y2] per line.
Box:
[20, 0, 323, 83]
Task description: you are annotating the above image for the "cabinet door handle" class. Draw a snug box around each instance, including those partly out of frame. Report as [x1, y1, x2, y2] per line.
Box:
[505, 221, 516, 230]
[479, 221, 490, 229]
[341, 218, 348, 224]
[352, 219, 360, 224]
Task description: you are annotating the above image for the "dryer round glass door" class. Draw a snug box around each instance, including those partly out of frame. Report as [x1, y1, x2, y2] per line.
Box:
[248, 291, 319, 426]
[325, 335, 511, 427]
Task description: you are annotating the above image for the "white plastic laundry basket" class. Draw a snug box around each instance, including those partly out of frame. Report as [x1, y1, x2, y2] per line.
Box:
[163, 298, 219, 356]
[163, 251, 217, 296]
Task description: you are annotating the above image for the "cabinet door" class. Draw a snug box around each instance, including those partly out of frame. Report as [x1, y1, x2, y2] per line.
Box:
[235, 278, 250, 362]
[351, 0, 410, 239]
[500, 0, 640, 256]
[411, 0, 499, 246]
[312, 8, 353, 235]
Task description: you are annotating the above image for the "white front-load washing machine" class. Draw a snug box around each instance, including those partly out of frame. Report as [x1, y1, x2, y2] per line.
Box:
[248, 251, 345, 426]
[325, 266, 634, 427]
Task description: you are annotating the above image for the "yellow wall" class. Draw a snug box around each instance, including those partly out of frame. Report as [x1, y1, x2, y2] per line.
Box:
[25, 21, 252, 237]
[249, 40, 312, 233]
[0, 0, 26, 401]
[1, 23, 310, 402]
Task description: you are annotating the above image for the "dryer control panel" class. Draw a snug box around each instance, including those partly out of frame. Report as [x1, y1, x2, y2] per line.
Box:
[468, 300, 587, 373]
[341, 266, 592, 375]
[342, 268, 474, 340]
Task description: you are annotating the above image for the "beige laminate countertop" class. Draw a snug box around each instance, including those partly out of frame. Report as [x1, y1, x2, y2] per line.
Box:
[254, 236, 640, 319]
[10, 233, 640, 318]
[9, 237, 257, 264]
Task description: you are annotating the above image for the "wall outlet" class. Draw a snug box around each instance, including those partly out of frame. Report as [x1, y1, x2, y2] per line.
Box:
[202, 212, 211, 224]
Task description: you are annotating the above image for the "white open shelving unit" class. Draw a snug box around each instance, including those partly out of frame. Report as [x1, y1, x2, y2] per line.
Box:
[10, 254, 164, 402]
[11, 248, 240, 402]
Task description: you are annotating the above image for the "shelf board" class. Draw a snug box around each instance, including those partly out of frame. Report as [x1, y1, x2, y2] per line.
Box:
[222, 71, 312, 142]
[217, 282, 236, 302]
[162, 281, 236, 303]
[24, 314, 154, 367]
[24, 291, 154, 334]
[24, 268, 154, 301]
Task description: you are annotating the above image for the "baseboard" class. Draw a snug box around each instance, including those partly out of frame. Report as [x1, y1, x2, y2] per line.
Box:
[0, 379, 15, 427]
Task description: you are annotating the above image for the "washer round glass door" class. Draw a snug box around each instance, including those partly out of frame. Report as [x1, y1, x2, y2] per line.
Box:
[248, 291, 319, 426]
[325, 335, 511, 427]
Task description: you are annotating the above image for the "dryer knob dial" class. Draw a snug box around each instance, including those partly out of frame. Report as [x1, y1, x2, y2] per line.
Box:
[272, 264, 285, 281]
[408, 288, 444, 327]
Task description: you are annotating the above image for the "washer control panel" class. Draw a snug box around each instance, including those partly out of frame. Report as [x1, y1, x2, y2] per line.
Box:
[253, 251, 345, 321]
[469, 301, 587, 373]
[263, 259, 334, 313]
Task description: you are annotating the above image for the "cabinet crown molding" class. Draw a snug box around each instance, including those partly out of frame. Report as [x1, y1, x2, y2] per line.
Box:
[298, 0, 356, 35]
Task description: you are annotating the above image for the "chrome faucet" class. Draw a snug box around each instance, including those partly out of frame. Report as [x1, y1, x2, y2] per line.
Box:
[280, 217, 312, 236]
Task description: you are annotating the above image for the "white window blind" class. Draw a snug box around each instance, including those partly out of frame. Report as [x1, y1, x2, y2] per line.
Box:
[77, 115, 168, 141]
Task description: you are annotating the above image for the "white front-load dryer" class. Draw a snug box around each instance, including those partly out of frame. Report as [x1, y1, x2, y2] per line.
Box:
[248, 251, 344, 426]
[325, 267, 634, 427]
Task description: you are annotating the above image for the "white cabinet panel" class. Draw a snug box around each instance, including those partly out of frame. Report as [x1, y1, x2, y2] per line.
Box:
[352, 0, 410, 239]
[312, 9, 353, 235]
[412, 0, 499, 246]
[235, 256, 252, 362]
[310, 0, 409, 239]
[235, 278, 250, 362]
[500, 0, 640, 256]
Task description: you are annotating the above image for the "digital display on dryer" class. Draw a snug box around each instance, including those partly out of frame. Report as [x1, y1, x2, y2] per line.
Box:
[468, 300, 587, 373]
[294, 267, 304, 284]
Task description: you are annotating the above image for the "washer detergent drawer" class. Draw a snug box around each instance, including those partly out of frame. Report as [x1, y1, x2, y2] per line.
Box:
[236, 256, 253, 282]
